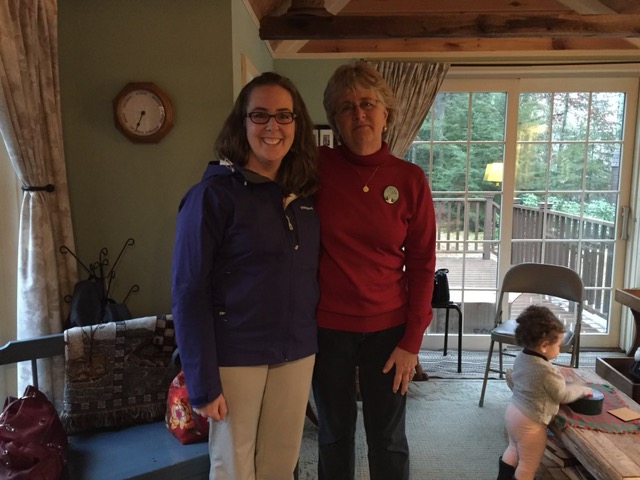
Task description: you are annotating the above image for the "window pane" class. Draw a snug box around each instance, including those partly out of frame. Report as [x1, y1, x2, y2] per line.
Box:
[470, 144, 504, 192]
[581, 214, 615, 241]
[515, 143, 549, 191]
[552, 92, 589, 141]
[545, 201, 581, 240]
[584, 192, 617, 225]
[549, 143, 585, 191]
[589, 92, 625, 141]
[471, 194, 501, 248]
[432, 143, 467, 191]
[511, 240, 542, 263]
[471, 92, 506, 141]
[434, 193, 465, 253]
[518, 93, 551, 142]
[432, 92, 469, 142]
[586, 143, 621, 191]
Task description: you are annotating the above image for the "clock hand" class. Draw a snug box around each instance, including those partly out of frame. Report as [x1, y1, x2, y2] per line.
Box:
[134, 111, 146, 132]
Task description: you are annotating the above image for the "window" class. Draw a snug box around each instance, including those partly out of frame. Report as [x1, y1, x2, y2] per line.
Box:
[406, 75, 639, 350]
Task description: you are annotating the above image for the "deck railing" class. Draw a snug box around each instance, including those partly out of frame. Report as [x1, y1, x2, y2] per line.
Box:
[433, 197, 615, 318]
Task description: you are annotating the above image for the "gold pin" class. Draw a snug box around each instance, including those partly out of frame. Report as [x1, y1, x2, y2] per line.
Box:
[383, 186, 399, 204]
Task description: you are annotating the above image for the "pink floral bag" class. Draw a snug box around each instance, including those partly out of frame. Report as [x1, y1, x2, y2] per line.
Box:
[165, 371, 209, 444]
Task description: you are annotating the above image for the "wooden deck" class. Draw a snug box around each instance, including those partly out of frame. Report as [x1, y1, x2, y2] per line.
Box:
[435, 254, 498, 293]
[431, 255, 605, 335]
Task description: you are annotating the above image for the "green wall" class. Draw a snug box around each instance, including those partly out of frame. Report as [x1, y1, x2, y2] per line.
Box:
[232, 1, 274, 97]
[275, 59, 349, 124]
[58, 0, 237, 317]
[57, 0, 352, 318]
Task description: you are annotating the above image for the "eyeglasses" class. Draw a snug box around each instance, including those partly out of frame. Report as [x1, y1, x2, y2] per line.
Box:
[336, 99, 379, 116]
[246, 111, 296, 125]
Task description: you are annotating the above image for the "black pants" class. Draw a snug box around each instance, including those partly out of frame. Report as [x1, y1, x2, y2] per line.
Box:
[312, 325, 410, 480]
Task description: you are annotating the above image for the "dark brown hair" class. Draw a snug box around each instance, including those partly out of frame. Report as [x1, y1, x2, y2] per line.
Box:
[514, 305, 565, 349]
[214, 72, 318, 196]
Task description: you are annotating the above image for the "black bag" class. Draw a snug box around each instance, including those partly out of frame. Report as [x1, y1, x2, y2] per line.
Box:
[66, 277, 131, 328]
[68, 277, 104, 327]
[431, 268, 450, 307]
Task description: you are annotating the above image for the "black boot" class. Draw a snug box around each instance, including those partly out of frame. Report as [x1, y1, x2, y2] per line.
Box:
[496, 457, 516, 480]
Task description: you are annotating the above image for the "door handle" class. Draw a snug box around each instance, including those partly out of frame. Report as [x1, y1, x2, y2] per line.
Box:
[620, 206, 630, 240]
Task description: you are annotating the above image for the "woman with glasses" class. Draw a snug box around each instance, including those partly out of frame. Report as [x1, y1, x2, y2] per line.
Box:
[313, 61, 436, 480]
[171, 72, 319, 479]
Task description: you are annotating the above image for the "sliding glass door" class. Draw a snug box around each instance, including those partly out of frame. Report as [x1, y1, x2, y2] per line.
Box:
[406, 76, 638, 350]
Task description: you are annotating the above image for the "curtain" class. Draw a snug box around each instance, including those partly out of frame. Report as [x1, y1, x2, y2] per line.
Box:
[0, 0, 77, 406]
[372, 61, 449, 158]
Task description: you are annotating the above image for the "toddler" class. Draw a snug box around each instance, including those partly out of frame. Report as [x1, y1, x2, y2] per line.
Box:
[497, 305, 592, 480]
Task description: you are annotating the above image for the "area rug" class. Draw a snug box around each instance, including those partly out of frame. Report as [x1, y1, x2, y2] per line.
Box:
[297, 379, 513, 480]
[297, 351, 630, 479]
[419, 349, 628, 379]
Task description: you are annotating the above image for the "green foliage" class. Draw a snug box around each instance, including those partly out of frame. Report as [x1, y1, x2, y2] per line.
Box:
[516, 193, 614, 222]
[548, 196, 580, 216]
[584, 199, 616, 222]
[409, 89, 622, 224]
[518, 193, 539, 207]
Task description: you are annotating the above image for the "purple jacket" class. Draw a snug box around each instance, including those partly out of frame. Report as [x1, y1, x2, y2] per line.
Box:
[171, 161, 319, 407]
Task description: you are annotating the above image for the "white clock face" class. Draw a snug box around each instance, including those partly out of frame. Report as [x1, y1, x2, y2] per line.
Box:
[119, 90, 166, 136]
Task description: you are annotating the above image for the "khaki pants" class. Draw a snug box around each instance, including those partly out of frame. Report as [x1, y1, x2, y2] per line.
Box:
[208, 354, 315, 480]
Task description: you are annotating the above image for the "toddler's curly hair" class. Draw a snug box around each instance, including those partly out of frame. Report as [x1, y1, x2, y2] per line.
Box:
[514, 305, 565, 349]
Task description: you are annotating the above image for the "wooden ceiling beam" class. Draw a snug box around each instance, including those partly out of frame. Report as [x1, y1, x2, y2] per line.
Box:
[294, 37, 638, 54]
[260, 13, 640, 40]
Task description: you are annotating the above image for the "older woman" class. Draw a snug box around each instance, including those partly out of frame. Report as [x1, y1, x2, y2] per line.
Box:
[313, 61, 437, 480]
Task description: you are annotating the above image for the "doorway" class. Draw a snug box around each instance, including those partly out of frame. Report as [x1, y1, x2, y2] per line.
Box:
[406, 76, 639, 350]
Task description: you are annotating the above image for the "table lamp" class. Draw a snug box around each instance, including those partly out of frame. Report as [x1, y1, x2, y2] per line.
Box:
[483, 162, 503, 186]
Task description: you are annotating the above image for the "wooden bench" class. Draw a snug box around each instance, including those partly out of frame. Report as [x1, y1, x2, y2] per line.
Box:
[0, 334, 209, 480]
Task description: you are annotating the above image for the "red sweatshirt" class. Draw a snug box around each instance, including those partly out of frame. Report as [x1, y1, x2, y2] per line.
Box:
[315, 143, 436, 353]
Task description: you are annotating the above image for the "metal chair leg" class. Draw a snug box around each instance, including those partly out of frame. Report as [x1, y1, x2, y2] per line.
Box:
[479, 339, 495, 407]
[456, 305, 462, 373]
[443, 306, 450, 356]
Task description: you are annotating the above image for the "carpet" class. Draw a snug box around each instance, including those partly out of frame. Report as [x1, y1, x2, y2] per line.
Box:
[297, 349, 629, 479]
[297, 379, 512, 480]
[418, 349, 628, 379]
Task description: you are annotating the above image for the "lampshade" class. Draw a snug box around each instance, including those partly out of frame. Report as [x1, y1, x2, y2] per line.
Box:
[483, 162, 503, 185]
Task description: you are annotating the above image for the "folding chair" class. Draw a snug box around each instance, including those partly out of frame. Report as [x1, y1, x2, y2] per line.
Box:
[478, 262, 584, 407]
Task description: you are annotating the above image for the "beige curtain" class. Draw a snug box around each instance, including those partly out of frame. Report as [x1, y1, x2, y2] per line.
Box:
[0, 0, 77, 405]
[372, 61, 449, 158]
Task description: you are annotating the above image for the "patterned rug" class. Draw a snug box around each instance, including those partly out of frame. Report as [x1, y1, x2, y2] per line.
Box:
[418, 348, 629, 379]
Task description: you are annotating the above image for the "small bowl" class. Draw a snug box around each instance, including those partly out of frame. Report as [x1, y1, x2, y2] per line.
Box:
[567, 389, 604, 415]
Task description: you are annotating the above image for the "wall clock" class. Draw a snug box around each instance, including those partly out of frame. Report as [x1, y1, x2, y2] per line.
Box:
[113, 82, 174, 143]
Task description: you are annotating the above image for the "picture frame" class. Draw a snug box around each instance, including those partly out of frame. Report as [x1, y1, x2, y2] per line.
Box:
[314, 125, 334, 147]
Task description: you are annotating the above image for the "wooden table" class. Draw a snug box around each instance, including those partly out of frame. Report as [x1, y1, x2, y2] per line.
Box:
[549, 368, 640, 480]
